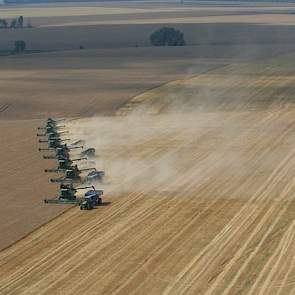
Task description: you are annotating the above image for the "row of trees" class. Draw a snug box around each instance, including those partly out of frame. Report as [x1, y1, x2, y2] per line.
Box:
[0, 16, 30, 29]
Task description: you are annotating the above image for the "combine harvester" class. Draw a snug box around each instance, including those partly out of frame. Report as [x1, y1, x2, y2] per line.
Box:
[44, 183, 103, 210]
[40, 144, 83, 159]
[50, 165, 105, 184]
[37, 131, 69, 140]
[39, 137, 71, 149]
[38, 117, 64, 129]
[44, 156, 87, 172]
[38, 118, 106, 210]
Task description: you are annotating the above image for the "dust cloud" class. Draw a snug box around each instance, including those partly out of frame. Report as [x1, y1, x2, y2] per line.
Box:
[64, 61, 286, 198]
[65, 108, 254, 198]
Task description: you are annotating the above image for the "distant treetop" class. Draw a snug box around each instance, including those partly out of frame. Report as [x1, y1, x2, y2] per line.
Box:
[150, 27, 186, 47]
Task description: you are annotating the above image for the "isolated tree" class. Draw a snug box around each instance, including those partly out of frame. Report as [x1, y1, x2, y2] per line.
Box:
[150, 27, 186, 46]
[0, 19, 7, 28]
[14, 40, 26, 53]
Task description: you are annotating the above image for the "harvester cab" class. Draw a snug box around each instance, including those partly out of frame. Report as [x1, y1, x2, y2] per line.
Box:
[66, 164, 82, 179]
[59, 183, 77, 200]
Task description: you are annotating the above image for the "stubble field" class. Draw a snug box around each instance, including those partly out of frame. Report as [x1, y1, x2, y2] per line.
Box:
[2, 1, 295, 294]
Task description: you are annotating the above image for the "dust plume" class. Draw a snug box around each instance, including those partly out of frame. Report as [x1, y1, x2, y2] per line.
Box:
[64, 60, 292, 199]
[65, 108, 254, 199]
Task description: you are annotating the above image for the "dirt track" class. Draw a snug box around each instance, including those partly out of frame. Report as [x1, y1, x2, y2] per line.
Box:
[2, 53, 295, 294]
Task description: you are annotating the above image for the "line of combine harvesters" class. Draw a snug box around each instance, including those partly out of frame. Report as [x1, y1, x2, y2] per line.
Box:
[38, 118, 105, 210]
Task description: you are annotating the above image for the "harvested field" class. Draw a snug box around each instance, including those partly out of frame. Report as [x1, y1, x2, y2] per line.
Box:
[2, 50, 295, 294]
[0, 47, 230, 119]
[0, 119, 70, 250]
[0, 46, 223, 250]
[2, 1, 295, 294]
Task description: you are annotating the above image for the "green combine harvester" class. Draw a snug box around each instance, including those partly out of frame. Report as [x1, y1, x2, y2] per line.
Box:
[40, 144, 83, 159]
[44, 156, 87, 172]
[49, 165, 102, 183]
[44, 183, 103, 210]
[39, 137, 71, 149]
[37, 130, 69, 139]
[39, 117, 106, 210]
